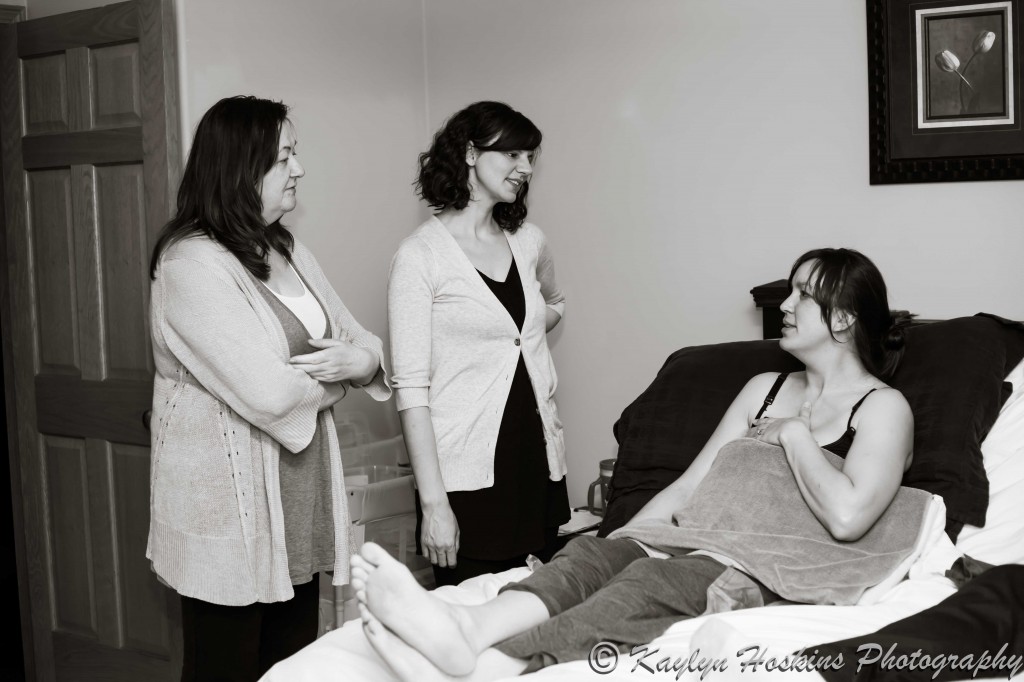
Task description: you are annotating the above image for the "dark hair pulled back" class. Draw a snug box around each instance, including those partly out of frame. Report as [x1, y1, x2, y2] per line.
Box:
[789, 248, 914, 380]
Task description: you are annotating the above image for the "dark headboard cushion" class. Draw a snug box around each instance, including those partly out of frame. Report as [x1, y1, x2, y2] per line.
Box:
[599, 314, 1024, 540]
[888, 314, 1024, 535]
[599, 340, 802, 536]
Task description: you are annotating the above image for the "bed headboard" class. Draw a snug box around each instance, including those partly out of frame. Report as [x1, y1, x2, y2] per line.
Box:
[750, 279, 789, 339]
[750, 280, 940, 340]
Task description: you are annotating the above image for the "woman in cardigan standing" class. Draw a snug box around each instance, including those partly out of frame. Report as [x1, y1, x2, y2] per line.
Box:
[388, 101, 569, 586]
[147, 96, 390, 681]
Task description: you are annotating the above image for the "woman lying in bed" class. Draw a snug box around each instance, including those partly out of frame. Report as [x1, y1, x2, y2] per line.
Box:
[350, 247, 916, 681]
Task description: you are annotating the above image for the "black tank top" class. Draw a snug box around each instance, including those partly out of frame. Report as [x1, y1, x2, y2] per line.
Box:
[754, 373, 876, 459]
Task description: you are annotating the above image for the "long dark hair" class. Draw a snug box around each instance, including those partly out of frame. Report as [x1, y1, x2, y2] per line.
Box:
[416, 101, 542, 233]
[150, 96, 294, 280]
[789, 248, 913, 380]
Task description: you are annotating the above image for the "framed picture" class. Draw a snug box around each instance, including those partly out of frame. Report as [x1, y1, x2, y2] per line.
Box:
[867, 0, 1024, 183]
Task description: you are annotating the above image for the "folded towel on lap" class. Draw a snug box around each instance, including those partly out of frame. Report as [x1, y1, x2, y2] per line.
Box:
[611, 439, 932, 606]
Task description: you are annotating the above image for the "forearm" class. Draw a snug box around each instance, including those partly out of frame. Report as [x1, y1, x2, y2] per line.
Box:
[627, 478, 695, 526]
[349, 347, 381, 387]
[160, 259, 326, 449]
[318, 381, 347, 411]
[779, 424, 861, 539]
[399, 407, 449, 509]
[545, 307, 561, 332]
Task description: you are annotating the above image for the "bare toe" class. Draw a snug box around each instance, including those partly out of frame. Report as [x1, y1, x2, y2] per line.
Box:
[359, 541, 391, 567]
[350, 553, 372, 573]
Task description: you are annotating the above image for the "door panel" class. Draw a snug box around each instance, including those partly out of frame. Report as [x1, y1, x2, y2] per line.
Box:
[28, 169, 79, 375]
[23, 129, 144, 169]
[0, 2, 180, 680]
[91, 44, 142, 130]
[35, 377, 152, 446]
[113, 443, 169, 653]
[70, 164, 103, 381]
[17, 2, 137, 56]
[22, 55, 70, 135]
[97, 163, 151, 381]
[44, 436, 93, 636]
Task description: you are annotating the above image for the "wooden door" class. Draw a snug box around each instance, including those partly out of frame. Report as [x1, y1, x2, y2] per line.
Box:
[0, 1, 181, 680]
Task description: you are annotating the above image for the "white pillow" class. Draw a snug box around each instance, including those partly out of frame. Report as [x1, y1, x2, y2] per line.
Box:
[858, 493, 950, 604]
[954, 357, 1024, 565]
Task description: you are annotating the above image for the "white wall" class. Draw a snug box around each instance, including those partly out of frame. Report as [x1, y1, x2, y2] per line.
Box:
[178, 0, 428, 439]
[424, 0, 1024, 505]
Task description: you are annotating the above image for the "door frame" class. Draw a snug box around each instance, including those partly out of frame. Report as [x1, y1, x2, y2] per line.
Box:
[0, 2, 181, 678]
[0, 7, 32, 680]
[0, 6, 24, 23]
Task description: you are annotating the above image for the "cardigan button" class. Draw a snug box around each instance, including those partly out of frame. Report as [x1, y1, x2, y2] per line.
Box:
[514, 338, 521, 346]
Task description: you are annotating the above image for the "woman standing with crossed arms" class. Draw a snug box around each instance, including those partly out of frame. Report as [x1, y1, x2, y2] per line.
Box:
[388, 101, 569, 586]
[148, 96, 390, 681]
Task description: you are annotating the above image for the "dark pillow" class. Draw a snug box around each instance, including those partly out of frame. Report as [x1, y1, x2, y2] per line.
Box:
[599, 314, 1024, 540]
[598, 340, 801, 537]
[888, 314, 1024, 536]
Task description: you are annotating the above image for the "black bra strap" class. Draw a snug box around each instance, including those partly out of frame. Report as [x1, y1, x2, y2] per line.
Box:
[846, 388, 878, 430]
[754, 373, 790, 420]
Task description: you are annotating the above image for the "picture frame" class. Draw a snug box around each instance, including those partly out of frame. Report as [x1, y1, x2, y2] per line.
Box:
[867, 0, 1024, 183]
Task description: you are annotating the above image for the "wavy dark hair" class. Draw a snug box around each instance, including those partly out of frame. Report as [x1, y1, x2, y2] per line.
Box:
[416, 101, 542, 233]
[149, 95, 294, 280]
[789, 248, 914, 380]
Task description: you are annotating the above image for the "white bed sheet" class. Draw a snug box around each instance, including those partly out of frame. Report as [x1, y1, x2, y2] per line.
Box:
[262, 546, 961, 682]
[262, 574, 958, 682]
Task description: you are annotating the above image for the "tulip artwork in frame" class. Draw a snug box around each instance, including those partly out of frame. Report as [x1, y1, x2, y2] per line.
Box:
[868, 0, 1024, 183]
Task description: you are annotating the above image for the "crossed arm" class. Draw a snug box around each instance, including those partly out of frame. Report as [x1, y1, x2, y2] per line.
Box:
[627, 373, 914, 542]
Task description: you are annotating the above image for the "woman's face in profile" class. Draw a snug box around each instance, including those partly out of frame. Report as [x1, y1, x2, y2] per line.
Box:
[469, 148, 534, 204]
[260, 122, 304, 224]
[779, 260, 833, 352]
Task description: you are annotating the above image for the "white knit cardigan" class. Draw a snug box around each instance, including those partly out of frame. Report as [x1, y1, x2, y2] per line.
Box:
[388, 217, 567, 491]
[147, 235, 390, 605]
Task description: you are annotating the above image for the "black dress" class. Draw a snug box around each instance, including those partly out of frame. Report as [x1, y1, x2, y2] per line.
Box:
[422, 257, 570, 586]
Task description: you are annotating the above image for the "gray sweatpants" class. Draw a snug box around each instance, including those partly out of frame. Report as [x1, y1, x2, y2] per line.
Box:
[493, 535, 778, 671]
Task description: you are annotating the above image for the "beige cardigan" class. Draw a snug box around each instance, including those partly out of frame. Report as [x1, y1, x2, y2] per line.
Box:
[147, 235, 390, 605]
[387, 217, 567, 491]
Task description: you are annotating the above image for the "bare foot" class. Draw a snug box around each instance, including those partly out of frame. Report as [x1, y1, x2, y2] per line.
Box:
[358, 542, 478, 676]
[361, 604, 456, 682]
[361, 604, 525, 682]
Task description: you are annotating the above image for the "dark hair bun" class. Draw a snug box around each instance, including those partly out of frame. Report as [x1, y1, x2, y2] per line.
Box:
[884, 310, 915, 351]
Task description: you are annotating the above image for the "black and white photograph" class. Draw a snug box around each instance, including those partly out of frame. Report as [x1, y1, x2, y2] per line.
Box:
[1, 1, 1023, 682]
[869, 0, 1024, 183]
[918, 1, 1013, 127]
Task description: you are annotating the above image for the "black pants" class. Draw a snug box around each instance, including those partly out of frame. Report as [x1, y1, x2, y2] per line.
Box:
[416, 492, 568, 588]
[429, 525, 566, 587]
[816, 564, 1024, 681]
[180, 577, 320, 682]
